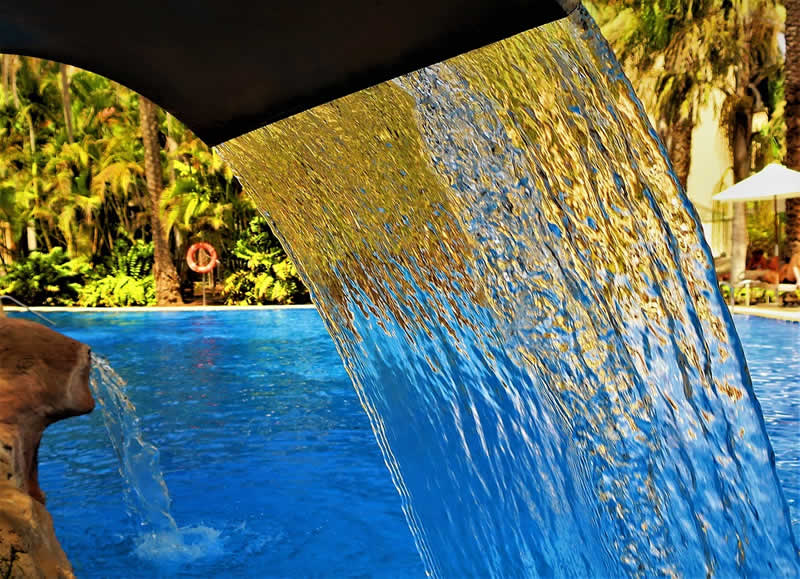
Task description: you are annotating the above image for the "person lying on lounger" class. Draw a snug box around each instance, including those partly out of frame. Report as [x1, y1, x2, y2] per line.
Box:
[779, 253, 800, 283]
[742, 249, 782, 284]
[747, 249, 769, 270]
[744, 268, 780, 284]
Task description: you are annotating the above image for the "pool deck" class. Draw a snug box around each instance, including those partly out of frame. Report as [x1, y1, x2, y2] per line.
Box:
[2, 304, 317, 313]
[3, 303, 798, 322]
[730, 305, 800, 322]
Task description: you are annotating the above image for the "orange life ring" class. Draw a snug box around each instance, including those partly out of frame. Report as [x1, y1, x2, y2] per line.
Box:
[186, 242, 218, 274]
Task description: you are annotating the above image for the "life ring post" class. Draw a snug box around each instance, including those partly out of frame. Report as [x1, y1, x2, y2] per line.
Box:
[186, 242, 218, 274]
[186, 242, 218, 305]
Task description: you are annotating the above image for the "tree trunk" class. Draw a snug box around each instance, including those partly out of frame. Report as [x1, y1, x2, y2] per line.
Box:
[787, 199, 800, 257]
[174, 227, 183, 252]
[39, 227, 52, 252]
[730, 109, 751, 286]
[26, 223, 37, 252]
[59, 64, 74, 144]
[27, 111, 35, 155]
[1, 55, 8, 106]
[785, 0, 800, 257]
[10, 56, 19, 109]
[139, 95, 182, 305]
[667, 118, 693, 190]
[0, 221, 15, 267]
[26, 111, 37, 253]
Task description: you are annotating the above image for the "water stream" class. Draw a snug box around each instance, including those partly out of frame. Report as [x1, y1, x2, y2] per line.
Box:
[216, 6, 800, 577]
[90, 354, 222, 563]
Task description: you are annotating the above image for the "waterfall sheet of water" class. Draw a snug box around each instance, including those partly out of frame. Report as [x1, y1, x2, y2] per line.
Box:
[89, 354, 222, 563]
[217, 6, 799, 577]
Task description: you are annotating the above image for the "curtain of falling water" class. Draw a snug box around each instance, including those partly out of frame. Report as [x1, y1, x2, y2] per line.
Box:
[218, 7, 799, 577]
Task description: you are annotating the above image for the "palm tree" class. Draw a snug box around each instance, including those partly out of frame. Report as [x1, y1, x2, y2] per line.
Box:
[0, 183, 17, 267]
[1, 55, 9, 106]
[785, 0, 800, 258]
[9, 55, 19, 109]
[0, 54, 260, 303]
[139, 95, 182, 304]
[59, 64, 74, 144]
[589, 0, 784, 283]
[585, 0, 715, 189]
[0, 117, 23, 265]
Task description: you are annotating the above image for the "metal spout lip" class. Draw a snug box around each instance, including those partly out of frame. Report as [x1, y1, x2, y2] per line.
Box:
[0, 0, 576, 145]
[556, 0, 581, 14]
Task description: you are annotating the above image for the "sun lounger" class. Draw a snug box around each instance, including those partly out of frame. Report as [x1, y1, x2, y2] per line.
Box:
[776, 266, 800, 306]
[734, 265, 800, 306]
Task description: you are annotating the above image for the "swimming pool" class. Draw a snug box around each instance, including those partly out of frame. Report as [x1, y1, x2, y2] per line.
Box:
[25, 310, 799, 576]
[731, 315, 800, 537]
[35, 309, 423, 578]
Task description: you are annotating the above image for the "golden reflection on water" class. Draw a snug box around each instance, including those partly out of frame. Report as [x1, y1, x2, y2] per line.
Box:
[218, 7, 796, 577]
[221, 83, 482, 343]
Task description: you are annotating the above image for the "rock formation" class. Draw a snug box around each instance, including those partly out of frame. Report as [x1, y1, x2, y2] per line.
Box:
[0, 318, 94, 578]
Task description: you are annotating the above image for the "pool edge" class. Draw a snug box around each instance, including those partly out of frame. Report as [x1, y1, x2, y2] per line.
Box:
[3, 304, 318, 313]
[730, 306, 800, 323]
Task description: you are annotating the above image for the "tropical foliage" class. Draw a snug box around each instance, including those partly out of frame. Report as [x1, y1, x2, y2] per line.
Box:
[785, 0, 800, 256]
[78, 240, 156, 307]
[0, 55, 309, 307]
[0, 247, 90, 306]
[0, 2, 797, 304]
[587, 0, 788, 281]
[222, 217, 308, 305]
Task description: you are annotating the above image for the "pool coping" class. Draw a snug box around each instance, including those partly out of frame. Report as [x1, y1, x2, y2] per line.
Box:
[730, 305, 800, 323]
[3, 303, 798, 322]
[2, 304, 318, 312]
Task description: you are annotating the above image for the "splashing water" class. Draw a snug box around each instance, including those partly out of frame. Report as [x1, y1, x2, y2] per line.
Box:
[217, 7, 799, 578]
[90, 354, 223, 563]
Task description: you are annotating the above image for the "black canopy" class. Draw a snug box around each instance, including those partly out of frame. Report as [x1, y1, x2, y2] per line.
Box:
[0, 1, 578, 145]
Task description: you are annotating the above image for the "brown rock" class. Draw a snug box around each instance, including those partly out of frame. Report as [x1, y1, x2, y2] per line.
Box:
[0, 318, 95, 578]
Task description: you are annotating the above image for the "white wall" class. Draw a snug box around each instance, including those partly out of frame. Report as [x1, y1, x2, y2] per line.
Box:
[685, 90, 733, 257]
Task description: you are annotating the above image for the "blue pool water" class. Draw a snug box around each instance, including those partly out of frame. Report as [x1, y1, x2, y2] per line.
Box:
[733, 315, 800, 538]
[19, 309, 799, 576]
[31, 309, 424, 578]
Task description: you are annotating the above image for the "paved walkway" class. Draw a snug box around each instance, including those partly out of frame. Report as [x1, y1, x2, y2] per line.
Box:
[3, 303, 798, 323]
[730, 305, 800, 322]
[2, 304, 317, 313]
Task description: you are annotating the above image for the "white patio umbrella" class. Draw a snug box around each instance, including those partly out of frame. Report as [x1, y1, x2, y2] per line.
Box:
[712, 163, 800, 255]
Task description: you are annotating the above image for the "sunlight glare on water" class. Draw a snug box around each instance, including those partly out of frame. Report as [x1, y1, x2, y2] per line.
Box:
[217, 6, 799, 577]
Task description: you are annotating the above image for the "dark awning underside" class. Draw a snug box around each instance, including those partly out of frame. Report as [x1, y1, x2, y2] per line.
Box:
[0, 0, 578, 145]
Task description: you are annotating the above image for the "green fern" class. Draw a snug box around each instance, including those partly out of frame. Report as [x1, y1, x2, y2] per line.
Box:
[0, 247, 92, 305]
[221, 216, 308, 305]
[79, 273, 155, 307]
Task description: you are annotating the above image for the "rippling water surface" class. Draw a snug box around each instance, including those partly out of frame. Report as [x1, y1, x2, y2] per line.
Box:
[30, 311, 800, 578]
[734, 315, 800, 538]
[217, 6, 798, 577]
[29, 5, 800, 577]
[37, 310, 423, 578]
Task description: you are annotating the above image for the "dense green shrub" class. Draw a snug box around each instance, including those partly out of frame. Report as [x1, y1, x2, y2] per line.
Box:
[79, 274, 155, 307]
[222, 217, 308, 305]
[0, 247, 92, 306]
[78, 239, 156, 306]
[110, 239, 154, 279]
